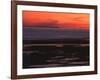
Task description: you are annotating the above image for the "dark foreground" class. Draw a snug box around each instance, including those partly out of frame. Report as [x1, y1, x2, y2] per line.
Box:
[23, 42, 89, 69]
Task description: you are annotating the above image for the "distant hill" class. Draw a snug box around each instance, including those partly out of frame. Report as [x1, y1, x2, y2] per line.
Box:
[23, 27, 89, 42]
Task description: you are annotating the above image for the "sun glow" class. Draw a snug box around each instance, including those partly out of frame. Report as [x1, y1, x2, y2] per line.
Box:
[23, 11, 89, 30]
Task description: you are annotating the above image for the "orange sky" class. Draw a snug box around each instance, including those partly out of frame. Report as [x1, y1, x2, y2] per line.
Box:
[23, 11, 89, 30]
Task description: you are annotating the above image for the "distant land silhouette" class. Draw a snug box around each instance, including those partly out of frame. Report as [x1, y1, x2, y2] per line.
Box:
[23, 27, 89, 40]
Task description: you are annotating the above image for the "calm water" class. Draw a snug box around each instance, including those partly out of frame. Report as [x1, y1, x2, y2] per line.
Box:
[23, 43, 89, 69]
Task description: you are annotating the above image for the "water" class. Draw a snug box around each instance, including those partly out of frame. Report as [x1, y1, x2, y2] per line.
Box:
[23, 43, 89, 69]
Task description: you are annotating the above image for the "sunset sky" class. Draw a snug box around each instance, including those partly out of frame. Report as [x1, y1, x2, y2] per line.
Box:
[22, 11, 90, 30]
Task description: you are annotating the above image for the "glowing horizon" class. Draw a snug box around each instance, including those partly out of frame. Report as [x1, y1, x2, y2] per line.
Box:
[23, 11, 90, 30]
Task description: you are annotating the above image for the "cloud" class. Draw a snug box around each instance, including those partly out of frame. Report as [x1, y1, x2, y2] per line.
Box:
[30, 19, 60, 28]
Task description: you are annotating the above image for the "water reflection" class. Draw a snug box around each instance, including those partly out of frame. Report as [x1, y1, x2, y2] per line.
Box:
[23, 44, 89, 69]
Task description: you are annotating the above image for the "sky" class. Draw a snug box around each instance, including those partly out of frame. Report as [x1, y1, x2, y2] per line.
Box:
[22, 11, 90, 30]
